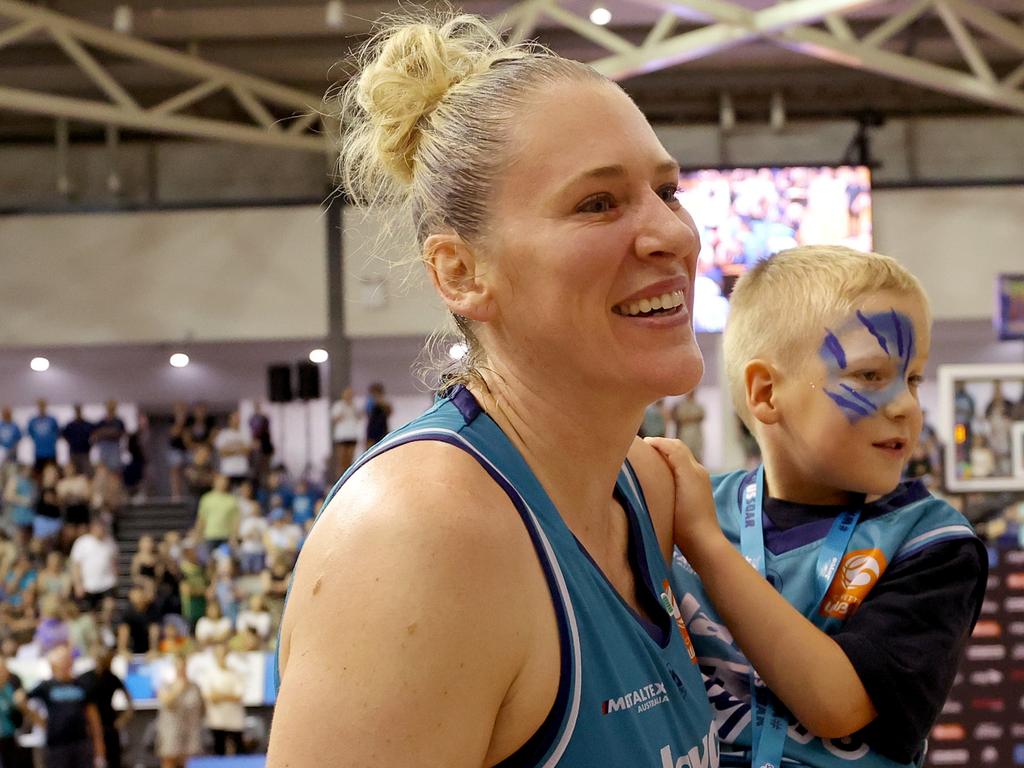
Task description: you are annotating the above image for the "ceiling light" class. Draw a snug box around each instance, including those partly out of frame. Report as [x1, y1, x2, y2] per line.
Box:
[309, 348, 329, 364]
[30, 357, 50, 372]
[169, 353, 190, 368]
[325, 0, 344, 29]
[113, 5, 133, 34]
[589, 6, 612, 25]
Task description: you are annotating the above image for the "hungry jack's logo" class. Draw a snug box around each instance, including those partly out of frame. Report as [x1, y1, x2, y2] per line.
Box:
[819, 549, 886, 619]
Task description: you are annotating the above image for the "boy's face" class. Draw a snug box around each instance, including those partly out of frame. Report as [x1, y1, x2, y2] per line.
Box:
[770, 289, 930, 503]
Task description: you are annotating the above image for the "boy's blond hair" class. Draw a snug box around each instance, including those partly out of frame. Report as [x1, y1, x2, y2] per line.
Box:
[723, 245, 930, 428]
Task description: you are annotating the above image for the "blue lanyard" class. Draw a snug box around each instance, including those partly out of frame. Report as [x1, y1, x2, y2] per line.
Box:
[738, 466, 860, 768]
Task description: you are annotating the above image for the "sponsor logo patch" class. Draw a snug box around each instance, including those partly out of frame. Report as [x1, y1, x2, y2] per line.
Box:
[819, 549, 886, 620]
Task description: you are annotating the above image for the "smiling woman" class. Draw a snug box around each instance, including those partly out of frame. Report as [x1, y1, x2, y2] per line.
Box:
[267, 11, 717, 768]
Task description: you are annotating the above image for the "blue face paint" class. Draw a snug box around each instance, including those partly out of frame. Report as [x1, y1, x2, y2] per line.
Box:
[818, 309, 917, 423]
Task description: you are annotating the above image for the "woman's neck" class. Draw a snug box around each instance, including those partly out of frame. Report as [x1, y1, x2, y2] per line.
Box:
[469, 365, 646, 530]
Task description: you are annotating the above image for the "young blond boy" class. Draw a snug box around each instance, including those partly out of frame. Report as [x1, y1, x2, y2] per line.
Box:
[653, 246, 986, 768]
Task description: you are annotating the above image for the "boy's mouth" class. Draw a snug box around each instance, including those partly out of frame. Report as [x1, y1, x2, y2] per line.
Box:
[872, 438, 907, 454]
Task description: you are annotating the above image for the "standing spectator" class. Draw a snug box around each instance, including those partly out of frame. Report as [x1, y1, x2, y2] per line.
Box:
[0, 655, 30, 768]
[247, 403, 274, 487]
[214, 412, 251, 487]
[90, 464, 125, 522]
[91, 401, 126, 474]
[116, 586, 161, 656]
[638, 398, 668, 438]
[68, 520, 118, 612]
[122, 426, 147, 501]
[195, 601, 233, 648]
[672, 390, 706, 462]
[79, 647, 132, 768]
[61, 406, 94, 477]
[33, 485, 62, 548]
[167, 403, 189, 501]
[330, 387, 361, 478]
[24, 645, 106, 768]
[185, 402, 215, 450]
[184, 445, 215, 500]
[178, 544, 208, 628]
[27, 400, 59, 473]
[155, 654, 203, 768]
[58, 463, 92, 542]
[0, 407, 22, 468]
[364, 382, 392, 449]
[194, 474, 240, 557]
[3, 465, 36, 547]
[201, 644, 246, 756]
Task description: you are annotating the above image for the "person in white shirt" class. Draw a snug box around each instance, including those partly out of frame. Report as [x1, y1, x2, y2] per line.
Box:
[330, 387, 362, 479]
[235, 594, 273, 643]
[200, 644, 246, 756]
[195, 601, 233, 648]
[68, 519, 118, 611]
[214, 412, 251, 486]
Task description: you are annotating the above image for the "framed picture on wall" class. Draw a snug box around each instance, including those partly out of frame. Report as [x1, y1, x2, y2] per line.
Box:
[938, 363, 1024, 492]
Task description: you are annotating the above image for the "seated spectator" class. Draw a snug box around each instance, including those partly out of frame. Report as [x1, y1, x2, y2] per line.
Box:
[130, 534, 161, 591]
[32, 486, 62, 549]
[69, 520, 117, 612]
[237, 498, 267, 576]
[2, 555, 37, 610]
[56, 463, 91, 541]
[195, 601, 232, 648]
[155, 653, 203, 768]
[37, 552, 71, 601]
[263, 508, 301, 567]
[257, 468, 293, 513]
[290, 479, 318, 526]
[210, 557, 241, 625]
[235, 593, 272, 643]
[228, 625, 263, 653]
[201, 643, 245, 756]
[194, 474, 239, 558]
[0, 529, 17, 584]
[116, 586, 160, 656]
[60, 406, 94, 477]
[154, 542, 182, 618]
[4, 465, 37, 548]
[32, 594, 69, 655]
[178, 544, 208, 628]
[62, 600, 98, 658]
[89, 465, 124, 520]
[157, 620, 192, 656]
[260, 555, 292, 631]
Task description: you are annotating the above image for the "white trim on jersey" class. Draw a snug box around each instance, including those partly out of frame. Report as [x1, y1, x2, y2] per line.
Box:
[362, 426, 585, 766]
[894, 524, 976, 561]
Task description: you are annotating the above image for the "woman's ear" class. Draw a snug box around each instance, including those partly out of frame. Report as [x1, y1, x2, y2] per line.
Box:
[423, 233, 496, 322]
[745, 359, 781, 426]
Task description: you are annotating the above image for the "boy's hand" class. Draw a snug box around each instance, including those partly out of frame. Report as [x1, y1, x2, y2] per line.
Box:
[643, 437, 724, 558]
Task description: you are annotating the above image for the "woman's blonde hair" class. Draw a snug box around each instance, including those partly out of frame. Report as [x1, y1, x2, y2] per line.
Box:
[723, 245, 930, 427]
[331, 12, 605, 387]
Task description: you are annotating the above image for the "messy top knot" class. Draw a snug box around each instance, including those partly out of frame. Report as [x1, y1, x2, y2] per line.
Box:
[351, 16, 514, 188]
[330, 11, 606, 385]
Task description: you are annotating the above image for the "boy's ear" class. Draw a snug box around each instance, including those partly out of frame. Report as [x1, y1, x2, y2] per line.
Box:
[745, 359, 781, 426]
[423, 233, 495, 322]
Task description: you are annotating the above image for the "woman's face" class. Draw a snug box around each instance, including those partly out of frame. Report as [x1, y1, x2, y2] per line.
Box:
[478, 79, 703, 400]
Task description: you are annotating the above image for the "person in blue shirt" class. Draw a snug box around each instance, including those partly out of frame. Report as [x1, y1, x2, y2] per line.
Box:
[0, 406, 22, 467]
[27, 400, 59, 473]
[653, 246, 986, 768]
[270, 13, 719, 767]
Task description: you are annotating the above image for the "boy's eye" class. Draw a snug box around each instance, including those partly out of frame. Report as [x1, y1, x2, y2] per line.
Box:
[857, 370, 882, 382]
[576, 193, 616, 214]
[908, 374, 924, 388]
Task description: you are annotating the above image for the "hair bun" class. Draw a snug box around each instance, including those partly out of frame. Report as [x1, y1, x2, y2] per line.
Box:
[354, 15, 508, 185]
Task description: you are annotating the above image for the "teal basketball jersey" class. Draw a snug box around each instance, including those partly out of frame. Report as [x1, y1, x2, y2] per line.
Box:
[671, 469, 979, 768]
[279, 386, 719, 767]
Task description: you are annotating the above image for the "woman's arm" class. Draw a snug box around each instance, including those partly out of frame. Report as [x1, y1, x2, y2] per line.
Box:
[647, 438, 877, 738]
[269, 443, 538, 768]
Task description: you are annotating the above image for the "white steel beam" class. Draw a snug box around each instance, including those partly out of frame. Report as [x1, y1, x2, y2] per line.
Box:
[0, 19, 38, 50]
[933, 0, 995, 83]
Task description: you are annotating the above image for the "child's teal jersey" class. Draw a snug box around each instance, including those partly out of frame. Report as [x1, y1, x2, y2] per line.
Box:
[671, 469, 979, 768]
[280, 386, 719, 767]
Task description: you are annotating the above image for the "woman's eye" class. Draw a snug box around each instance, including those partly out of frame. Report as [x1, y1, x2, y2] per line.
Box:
[576, 194, 616, 214]
[658, 184, 682, 205]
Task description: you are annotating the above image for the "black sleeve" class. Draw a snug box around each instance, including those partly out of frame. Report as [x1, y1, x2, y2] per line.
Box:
[832, 537, 988, 763]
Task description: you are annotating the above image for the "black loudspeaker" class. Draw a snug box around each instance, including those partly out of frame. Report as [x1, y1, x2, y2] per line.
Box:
[267, 364, 293, 403]
[296, 361, 321, 400]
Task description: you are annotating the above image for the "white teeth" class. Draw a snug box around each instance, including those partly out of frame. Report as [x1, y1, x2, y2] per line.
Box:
[616, 290, 684, 317]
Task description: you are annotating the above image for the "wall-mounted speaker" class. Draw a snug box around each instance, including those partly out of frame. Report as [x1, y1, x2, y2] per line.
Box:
[296, 361, 321, 400]
[267, 364, 293, 403]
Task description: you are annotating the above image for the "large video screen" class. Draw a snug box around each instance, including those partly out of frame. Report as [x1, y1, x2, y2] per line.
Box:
[679, 165, 873, 332]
